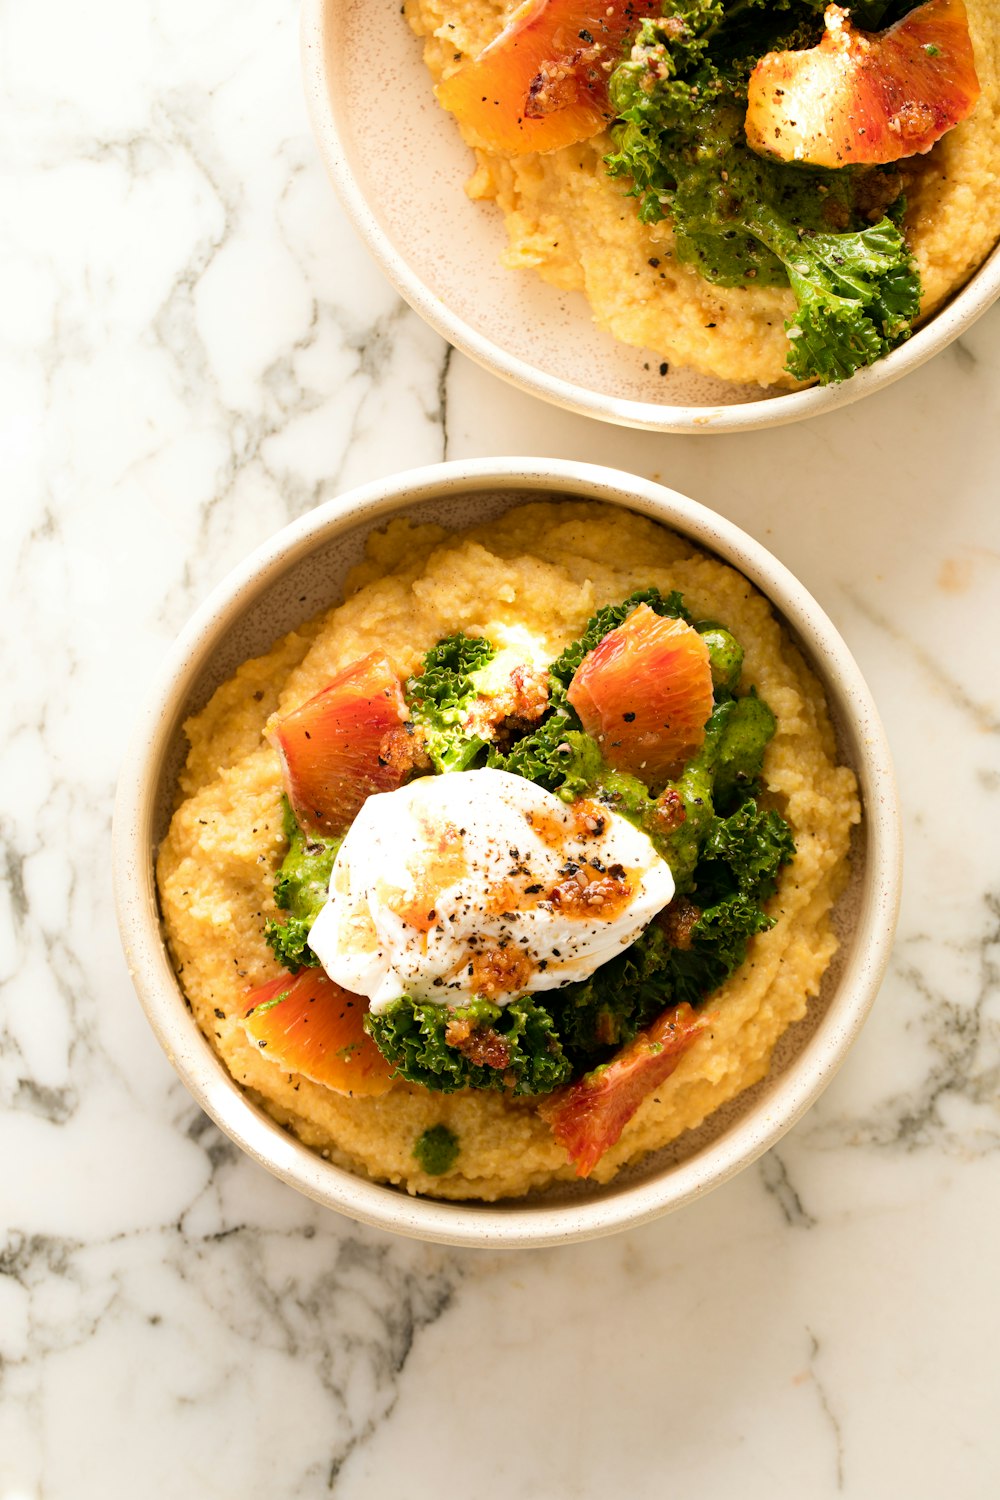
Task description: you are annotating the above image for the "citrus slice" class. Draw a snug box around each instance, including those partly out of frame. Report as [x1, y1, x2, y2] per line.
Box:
[272, 651, 412, 837]
[745, 0, 981, 167]
[539, 1002, 707, 1176]
[567, 604, 714, 783]
[242, 971, 394, 1097]
[437, 0, 660, 155]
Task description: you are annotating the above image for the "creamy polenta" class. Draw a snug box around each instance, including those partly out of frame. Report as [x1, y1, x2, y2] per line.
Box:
[157, 504, 859, 1200]
[406, 0, 1000, 388]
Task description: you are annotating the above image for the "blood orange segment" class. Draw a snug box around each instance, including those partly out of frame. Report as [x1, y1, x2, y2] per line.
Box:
[272, 651, 410, 837]
[745, 0, 981, 168]
[539, 1002, 707, 1177]
[242, 972, 394, 1097]
[436, 0, 660, 156]
[567, 603, 714, 783]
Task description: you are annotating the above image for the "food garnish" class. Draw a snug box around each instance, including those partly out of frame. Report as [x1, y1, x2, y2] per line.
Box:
[405, 632, 497, 773]
[413, 1124, 461, 1175]
[242, 971, 394, 1096]
[746, 0, 981, 167]
[538, 1000, 708, 1176]
[264, 796, 340, 972]
[270, 650, 419, 837]
[436, 0, 662, 154]
[367, 995, 573, 1095]
[566, 603, 714, 779]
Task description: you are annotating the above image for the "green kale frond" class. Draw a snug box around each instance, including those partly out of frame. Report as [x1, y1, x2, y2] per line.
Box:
[264, 797, 340, 972]
[551, 925, 680, 1060]
[657, 890, 776, 1002]
[264, 915, 316, 973]
[489, 720, 595, 797]
[365, 996, 572, 1096]
[645, 691, 778, 889]
[405, 632, 496, 773]
[699, 799, 796, 900]
[752, 210, 921, 384]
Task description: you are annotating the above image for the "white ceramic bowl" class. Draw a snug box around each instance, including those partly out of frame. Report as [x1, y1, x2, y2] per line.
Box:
[301, 0, 1000, 435]
[113, 458, 901, 1247]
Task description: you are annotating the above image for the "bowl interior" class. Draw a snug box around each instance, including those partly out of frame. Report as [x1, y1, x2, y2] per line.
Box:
[138, 476, 881, 1242]
[306, 0, 1000, 431]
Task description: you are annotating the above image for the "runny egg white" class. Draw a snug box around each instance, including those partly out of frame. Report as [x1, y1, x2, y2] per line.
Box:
[307, 767, 675, 1012]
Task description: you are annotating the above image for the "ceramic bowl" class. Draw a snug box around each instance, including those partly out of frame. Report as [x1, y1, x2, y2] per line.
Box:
[300, 0, 1000, 435]
[113, 458, 901, 1247]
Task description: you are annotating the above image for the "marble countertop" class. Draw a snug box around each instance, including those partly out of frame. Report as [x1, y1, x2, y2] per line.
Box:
[4, 1, 1000, 1495]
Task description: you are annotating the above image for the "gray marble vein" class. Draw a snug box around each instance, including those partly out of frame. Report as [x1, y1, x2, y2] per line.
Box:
[807, 1331, 845, 1491]
[807, 899, 1000, 1157]
[760, 1149, 817, 1228]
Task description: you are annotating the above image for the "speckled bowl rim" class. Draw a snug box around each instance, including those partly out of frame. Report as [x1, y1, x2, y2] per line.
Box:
[300, 0, 1000, 435]
[113, 458, 901, 1248]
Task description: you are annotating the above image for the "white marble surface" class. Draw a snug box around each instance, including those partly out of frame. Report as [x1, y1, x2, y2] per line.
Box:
[3, 1, 1000, 1494]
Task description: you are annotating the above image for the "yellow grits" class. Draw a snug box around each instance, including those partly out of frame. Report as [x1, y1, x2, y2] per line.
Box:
[405, 0, 1000, 388]
[157, 504, 859, 1200]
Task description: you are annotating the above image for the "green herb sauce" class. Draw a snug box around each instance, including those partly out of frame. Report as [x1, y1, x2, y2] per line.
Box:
[413, 1124, 461, 1176]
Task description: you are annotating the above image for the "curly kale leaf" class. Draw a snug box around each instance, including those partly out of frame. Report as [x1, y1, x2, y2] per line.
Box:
[751, 209, 922, 384]
[644, 799, 795, 1040]
[698, 798, 797, 901]
[661, 790, 796, 1003]
[605, 8, 922, 384]
[365, 996, 571, 1096]
[657, 891, 776, 1004]
[489, 713, 583, 794]
[405, 633, 496, 773]
[606, 5, 734, 184]
[264, 798, 340, 972]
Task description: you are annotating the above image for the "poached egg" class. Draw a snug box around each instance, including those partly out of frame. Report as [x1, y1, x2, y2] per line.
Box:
[307, 768, 674, 1012]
